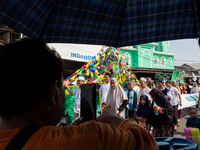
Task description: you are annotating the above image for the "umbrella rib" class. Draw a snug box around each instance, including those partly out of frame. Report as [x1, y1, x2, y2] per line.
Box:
[195, 0, 200, 46]
[115, 0, 128, 47]
[196, 0, 200, 29]
[190, 0, 199, 38]
[38, 0, 60, 40]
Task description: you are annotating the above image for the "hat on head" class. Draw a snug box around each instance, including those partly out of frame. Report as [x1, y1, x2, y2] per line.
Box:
[77, 76, 85, 81]
[140, 77, 147, 82]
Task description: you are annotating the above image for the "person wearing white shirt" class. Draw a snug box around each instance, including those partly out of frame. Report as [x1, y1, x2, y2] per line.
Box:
[158, 80, 172, 100]
[131, 78, 140, 95]
[191, 82, 199, 110]
[97, 73, 111, 103]
[65, 76, 85, 121]
[138, 77, 152, 105]
[166, 80, 182, 131]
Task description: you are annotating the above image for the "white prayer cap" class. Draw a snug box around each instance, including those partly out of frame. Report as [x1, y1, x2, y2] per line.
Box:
[140, 77, 147, 82]
[77, 76, 85, 81]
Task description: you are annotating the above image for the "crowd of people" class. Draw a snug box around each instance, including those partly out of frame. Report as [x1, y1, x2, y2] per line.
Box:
[0, 39, 158, 150]
[64, 73, 200, 137]
[2, 39, 200, 150]
[1, 39, 200, 150]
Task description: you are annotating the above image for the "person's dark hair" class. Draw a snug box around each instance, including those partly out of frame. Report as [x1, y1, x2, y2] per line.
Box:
[147, 76, 152, 79]
[147, 80, 154, 89]
[0, 38, 64, 119]
[158, 80, 164, 84]
[131, 78, 136, 82]
[102, 102, 111, 109]
[105, 73, 111, 78]
[166, 80, 172, 84]
[127, 82, 133, 86]
[188, 108, 197, 114]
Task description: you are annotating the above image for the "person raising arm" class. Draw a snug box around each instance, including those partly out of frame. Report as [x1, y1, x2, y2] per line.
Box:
[64, 76, 85, 120]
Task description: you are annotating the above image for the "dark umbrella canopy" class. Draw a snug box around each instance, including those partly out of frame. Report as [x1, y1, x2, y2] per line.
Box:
[0, 0, 200, 47]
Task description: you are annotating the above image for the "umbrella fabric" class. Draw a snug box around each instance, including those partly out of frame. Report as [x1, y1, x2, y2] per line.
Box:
[0, 0, 200, 47]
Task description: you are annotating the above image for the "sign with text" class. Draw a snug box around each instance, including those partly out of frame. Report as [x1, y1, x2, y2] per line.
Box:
[178, 93, 199, 110]
[48, 43, 102, 62]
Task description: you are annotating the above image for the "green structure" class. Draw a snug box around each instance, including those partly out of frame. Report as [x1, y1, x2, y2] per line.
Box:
[119, 41, 178, 81]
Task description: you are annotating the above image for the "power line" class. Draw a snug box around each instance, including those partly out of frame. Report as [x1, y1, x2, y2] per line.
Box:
[174, 59, 200, 63]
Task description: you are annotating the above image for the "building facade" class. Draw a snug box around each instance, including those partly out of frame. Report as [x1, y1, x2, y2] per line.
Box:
[120, 41, 178, 84]
[175, 63, 200, 83]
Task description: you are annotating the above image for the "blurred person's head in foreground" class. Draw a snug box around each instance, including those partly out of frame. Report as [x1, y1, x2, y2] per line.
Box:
[0, 38, 64, 126]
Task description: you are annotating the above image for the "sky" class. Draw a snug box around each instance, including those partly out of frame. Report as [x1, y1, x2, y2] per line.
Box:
[169, 39, 200, 66]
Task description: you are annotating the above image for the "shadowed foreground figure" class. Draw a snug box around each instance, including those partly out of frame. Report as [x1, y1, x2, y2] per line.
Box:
[147, 88, 174, 137]
[0, 39, 158, 150]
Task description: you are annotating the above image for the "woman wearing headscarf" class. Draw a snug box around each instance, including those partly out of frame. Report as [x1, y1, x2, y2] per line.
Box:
[136, 94, 151, 129]
[191, 82, 199, 110]
[191, 82, 198, 94]
[146, 88, 174, 137]
[106, 78, 128, 118]
[172, 81, 182, 122]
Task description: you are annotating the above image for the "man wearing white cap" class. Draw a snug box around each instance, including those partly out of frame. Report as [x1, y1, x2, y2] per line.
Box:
[65, 76, 85, 120]
[138, 77, 152, 105]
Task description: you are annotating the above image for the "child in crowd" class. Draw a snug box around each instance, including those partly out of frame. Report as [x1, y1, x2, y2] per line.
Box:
[186, 108, 200, 129]
[136, 94, 150, 129]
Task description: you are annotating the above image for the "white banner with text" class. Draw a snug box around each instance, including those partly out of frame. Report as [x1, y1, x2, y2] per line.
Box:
[178, 93, 199, 110]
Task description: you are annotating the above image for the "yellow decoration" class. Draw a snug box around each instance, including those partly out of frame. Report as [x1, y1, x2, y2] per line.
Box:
[96, 56, 99, 61]
[97, 56, 100, 61]
[65, 89, 70, 95]
[102, 53, 105, 57]
[107, 51, 110, 55]
[112, 64, 115, 69]
[99, 92, 103, 114]
[114, 72, 125, 84]
[70, 76, 76, 81]
[101, 75, 105, 80]
[85, 71, 90, 76]
[88, 60, 91, 65]
[95, 62, 99, 66]
[84, 80, 88, 84]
